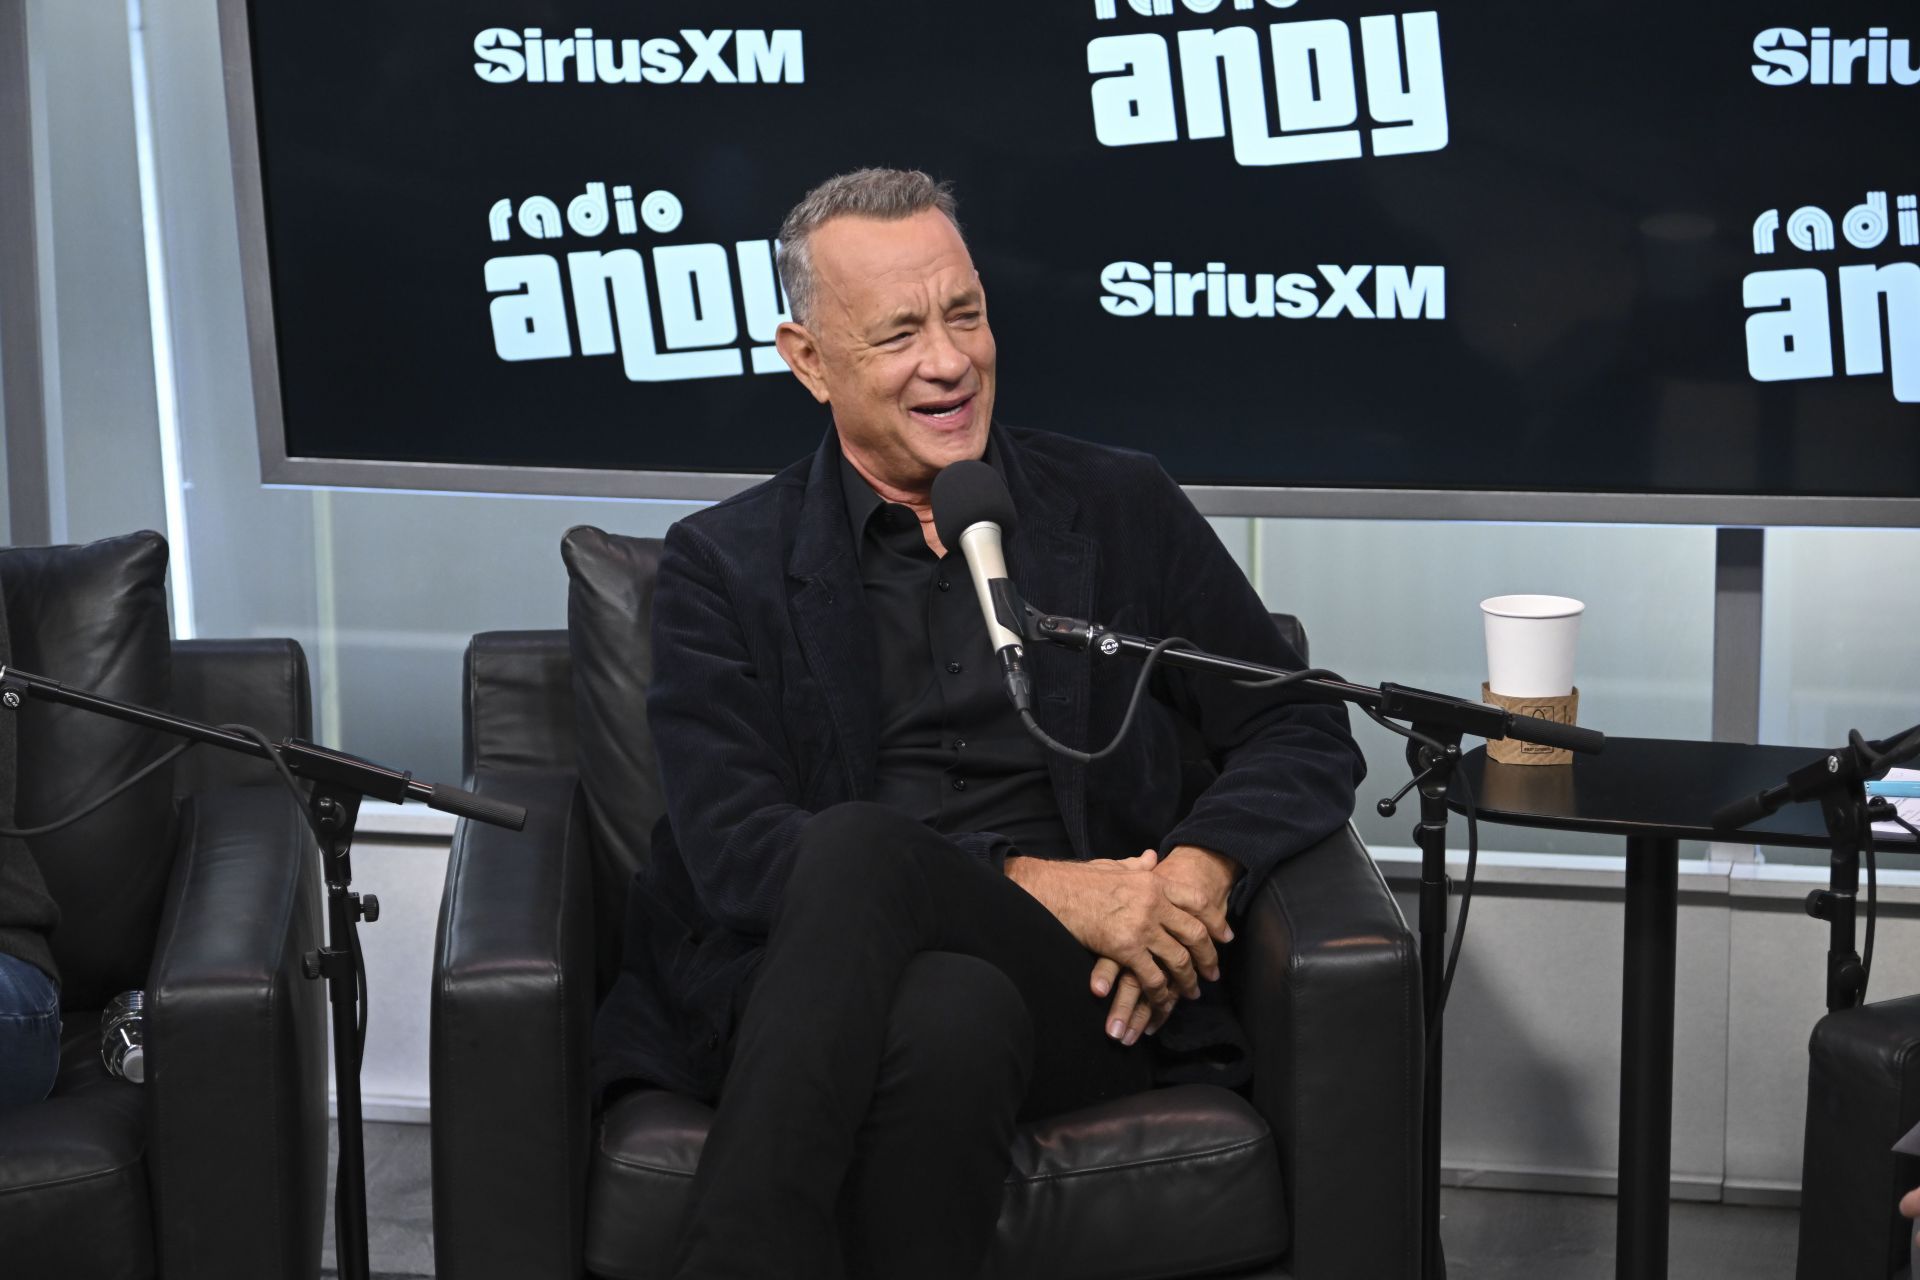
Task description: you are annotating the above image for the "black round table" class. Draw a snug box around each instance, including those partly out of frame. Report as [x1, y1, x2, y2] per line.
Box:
[1448, 737, 1855, 1280]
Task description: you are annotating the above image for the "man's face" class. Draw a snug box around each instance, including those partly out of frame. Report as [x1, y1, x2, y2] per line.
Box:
[775, 208, 996, 496]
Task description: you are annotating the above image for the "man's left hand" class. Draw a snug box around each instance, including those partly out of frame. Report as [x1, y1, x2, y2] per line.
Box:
[1152, 845, 1238, 945]
[1090, 845, 1241, 1037]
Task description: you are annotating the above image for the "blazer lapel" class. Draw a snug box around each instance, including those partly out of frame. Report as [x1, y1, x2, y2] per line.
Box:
[787, 435, 879, 798]
[998, 434, 1097, 857]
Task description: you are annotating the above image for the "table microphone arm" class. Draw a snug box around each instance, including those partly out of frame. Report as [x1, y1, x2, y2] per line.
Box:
[1711, 722, 1920, 831]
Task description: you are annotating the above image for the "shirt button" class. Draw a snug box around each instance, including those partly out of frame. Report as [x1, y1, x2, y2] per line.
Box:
[954, 738, 967, 750]
[946, 662, 962, 674]
[937, 580, 951, 591]
[952, 778, 968, 792]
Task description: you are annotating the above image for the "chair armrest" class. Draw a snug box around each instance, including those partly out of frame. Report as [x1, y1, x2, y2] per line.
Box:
[1233, 823, 1423, 1280]
[432, 768, 596, 1280]
[146, 785, 327, 1280]
[170, 638, 313, 794]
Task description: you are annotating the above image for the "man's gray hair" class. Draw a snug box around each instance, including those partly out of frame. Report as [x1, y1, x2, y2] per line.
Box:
[776, 168, 962, 325]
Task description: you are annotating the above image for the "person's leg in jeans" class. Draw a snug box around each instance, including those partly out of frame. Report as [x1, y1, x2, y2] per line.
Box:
[672, 802, 1153, 1279]
[0, 952, 61, 1112]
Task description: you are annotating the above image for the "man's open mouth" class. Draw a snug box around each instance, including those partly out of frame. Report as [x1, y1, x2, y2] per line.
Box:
[913, 394, 973, 421]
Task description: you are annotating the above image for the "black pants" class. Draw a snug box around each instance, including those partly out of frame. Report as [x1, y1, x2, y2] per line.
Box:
[672, 802, 1155, 1279]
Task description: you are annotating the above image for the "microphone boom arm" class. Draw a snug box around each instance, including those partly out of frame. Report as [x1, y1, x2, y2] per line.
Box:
[1014, 599, 1602, 755]
[0, 662, 523, 1280]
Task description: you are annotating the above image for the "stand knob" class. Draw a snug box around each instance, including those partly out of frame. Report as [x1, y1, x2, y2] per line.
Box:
[301, 950, 323, 980]
[359, 894, 380, 924]
[1806, 889, 1850, 920]
[1378, 776, 1421, 818]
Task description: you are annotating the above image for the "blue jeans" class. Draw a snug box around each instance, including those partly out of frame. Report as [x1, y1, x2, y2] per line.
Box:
[0, 951, 61, 1111]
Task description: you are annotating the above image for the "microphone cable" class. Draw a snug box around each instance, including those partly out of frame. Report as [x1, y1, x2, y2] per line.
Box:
[0, 739, 198, 838]
[1358, 704, 1481, 1053]
[0, 723, 369, 1070]
[1014, 634, 1346, 764]
[217, 723, 368, 1069]
[1846, 722, 1920, 1003]
[1016, 638, 1483, 1040]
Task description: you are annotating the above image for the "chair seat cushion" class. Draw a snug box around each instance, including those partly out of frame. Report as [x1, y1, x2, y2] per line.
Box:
[584, 1082, 1287, 1280]
[0, 1019, 155, 1278]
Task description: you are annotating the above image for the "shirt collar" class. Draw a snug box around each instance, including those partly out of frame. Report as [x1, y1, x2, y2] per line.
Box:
[839, 451, 887, 548]
[837, 431, 1003, 550]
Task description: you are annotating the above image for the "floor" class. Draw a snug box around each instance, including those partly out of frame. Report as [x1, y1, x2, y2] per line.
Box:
[324, 1121, 1804, 1279]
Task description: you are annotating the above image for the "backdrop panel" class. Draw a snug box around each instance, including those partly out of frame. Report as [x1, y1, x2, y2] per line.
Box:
[230, 1, 1920, 509]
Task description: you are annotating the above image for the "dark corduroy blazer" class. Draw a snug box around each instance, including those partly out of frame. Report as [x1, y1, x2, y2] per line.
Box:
[593, 424, 1366, 1099]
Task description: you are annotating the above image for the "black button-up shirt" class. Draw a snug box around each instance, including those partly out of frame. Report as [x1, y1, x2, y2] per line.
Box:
[841, 455, 1072, 858]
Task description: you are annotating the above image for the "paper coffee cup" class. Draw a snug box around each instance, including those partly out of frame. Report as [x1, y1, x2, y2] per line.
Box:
[1481, 595, 1584, 698]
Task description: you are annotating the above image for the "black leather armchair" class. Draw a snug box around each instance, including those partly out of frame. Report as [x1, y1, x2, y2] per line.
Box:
[0, 532, 327, 1280]
[433, 531, 1422, 1280]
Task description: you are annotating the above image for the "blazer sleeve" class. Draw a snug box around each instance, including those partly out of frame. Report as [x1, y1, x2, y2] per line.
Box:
[649, 520, 1011, 937]
[1142, 462, 1367, 908]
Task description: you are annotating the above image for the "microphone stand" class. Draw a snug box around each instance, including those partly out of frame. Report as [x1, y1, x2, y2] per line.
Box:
[1712, 722, 1920, 1014]
[1007, 598, 1603, 1280]
[0, 664, 526, 1280]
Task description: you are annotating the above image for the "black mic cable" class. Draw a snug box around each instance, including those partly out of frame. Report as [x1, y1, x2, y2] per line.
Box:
[0, 739, 198, 838]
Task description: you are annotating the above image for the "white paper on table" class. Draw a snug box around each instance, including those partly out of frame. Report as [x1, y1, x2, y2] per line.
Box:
[1871, 766, 1920, 842]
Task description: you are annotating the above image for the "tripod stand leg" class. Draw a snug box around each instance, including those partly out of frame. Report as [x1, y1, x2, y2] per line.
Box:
[307, 784, 372, 1280]
[1415, 791, 1451, 1280]
[1811, 792, 1867, 1014]
[327, 935, 370, 1280]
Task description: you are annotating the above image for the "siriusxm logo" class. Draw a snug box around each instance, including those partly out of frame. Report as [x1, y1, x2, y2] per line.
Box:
[1751, 26, 1919, 86]
[1744, 185, 1919, 404]
[484, 184, 792, 384]
[1100, 260, 1444, 319]
[1086, 3, 1447, 168]
[473, 28, 803, 85]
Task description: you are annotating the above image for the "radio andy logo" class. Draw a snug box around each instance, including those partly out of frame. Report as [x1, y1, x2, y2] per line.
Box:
[1745, 185, 1920, 404]
[1085, 1, 1448, 168]
[484, 184, 791, 384]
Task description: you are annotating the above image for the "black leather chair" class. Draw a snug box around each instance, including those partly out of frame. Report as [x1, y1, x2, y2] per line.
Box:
[0, 532, 327, 1280]
[433, 528, 1423, 1280]
[1796, 995, 1920, 1280]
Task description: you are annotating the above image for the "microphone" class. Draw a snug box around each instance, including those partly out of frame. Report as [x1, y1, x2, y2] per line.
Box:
[931, 460, 1033, 712]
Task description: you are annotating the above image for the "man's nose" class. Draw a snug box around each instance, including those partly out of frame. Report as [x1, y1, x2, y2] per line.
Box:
[919, 323, 971, 383]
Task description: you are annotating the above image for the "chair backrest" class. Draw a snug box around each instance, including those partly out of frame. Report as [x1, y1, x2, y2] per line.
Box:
[0, 532, 178, 1009]
[466, 523, 1314, 999]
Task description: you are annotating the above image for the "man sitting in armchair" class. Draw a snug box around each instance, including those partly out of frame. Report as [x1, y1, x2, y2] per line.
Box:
[592, 168, 1368, 1280]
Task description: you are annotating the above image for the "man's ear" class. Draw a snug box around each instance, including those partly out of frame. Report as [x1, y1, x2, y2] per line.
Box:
[775, 321, 831, 405]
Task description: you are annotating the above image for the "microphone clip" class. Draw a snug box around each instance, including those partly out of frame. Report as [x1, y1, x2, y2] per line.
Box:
[982, 572, 1112, 656]
[988, 579, 1034, 647]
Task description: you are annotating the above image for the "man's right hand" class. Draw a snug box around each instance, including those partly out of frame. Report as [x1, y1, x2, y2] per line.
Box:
[1005, 850, 1218, 1042]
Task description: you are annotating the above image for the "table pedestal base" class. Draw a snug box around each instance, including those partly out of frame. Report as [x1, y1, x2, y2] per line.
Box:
[1617, 834, 1678, 1280]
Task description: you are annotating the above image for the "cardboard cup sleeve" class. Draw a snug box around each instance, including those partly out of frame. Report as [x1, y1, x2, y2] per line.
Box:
[1482, 683, 1579, 767]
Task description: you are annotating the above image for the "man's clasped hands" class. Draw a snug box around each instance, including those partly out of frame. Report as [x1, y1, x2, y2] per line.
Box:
[1006, 846, 1240, 1045]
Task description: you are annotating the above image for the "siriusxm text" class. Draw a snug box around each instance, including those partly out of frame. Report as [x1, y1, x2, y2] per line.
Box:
[473, 28, 803, 86]
[1751, 26, 1919, 86]
[1100, 261, 1444, 319]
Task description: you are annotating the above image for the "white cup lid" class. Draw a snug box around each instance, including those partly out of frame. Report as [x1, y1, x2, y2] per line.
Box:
[1480, 594, 1585, 620]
